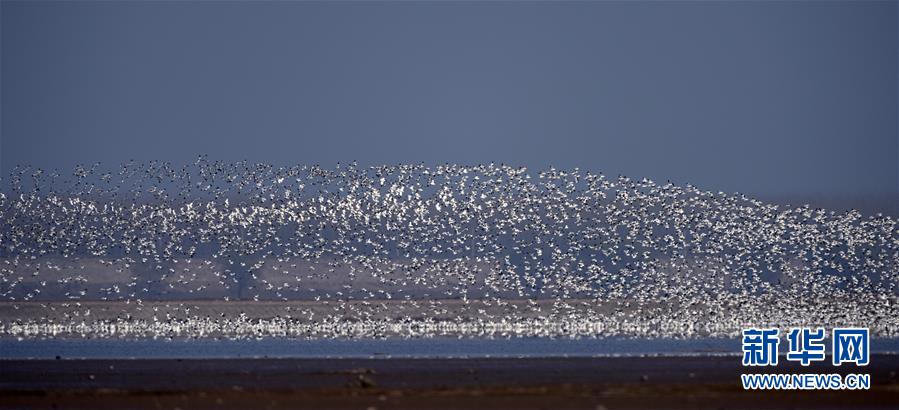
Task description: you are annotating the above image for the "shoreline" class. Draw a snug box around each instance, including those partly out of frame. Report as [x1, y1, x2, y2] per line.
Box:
[0, 337, 747, 360]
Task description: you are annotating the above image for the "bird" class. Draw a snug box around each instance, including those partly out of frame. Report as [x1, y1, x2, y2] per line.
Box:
[0, 157, 896, 341]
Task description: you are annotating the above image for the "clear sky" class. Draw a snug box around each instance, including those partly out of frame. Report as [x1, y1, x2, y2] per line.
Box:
[2, 1, 897, 199]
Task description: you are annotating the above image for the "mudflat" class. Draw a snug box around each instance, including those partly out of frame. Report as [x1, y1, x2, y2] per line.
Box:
[2, 355, 897, 409]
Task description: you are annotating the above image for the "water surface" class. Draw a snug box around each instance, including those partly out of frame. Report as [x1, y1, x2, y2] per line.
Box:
[4, 337, 899, 360]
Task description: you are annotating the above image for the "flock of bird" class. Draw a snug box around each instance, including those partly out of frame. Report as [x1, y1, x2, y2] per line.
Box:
[1, 158, 897, 339]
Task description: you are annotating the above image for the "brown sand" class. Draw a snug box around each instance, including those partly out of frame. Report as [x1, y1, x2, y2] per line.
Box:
[2, 355, 898, 409]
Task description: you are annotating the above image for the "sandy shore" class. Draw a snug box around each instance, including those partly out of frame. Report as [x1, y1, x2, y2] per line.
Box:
[2, 355, 897, 409]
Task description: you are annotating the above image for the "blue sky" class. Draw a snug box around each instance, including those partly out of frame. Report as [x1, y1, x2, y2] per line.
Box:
[2, 1, 897, 199]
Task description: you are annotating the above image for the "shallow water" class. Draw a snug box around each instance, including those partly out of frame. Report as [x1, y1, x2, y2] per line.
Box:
[3, 337, 899, 360]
